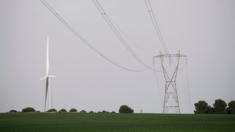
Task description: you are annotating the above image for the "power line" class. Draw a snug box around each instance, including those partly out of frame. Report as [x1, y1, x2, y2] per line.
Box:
[185, 65, 192, 113]
[145, 0, 187, 70]
[153, 59, 163, 105]
[145, 0, 180, 68]
[154, 17, 178, 51]
[105, 13, 158, 54]
[40, 0, 157, 72]
[145, 0, 169, 54]
[93, 0, 159, 72]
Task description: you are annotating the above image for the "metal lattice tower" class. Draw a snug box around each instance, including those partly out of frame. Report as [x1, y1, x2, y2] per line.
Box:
[154, 51, 186, 113]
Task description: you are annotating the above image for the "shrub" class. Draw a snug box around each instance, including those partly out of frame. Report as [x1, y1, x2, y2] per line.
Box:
[59, 109, 67, 113]
[194, 101, 210, 114]
[69, 108, 77, 113]
[89, 111, 95, 113]
[80, 110, 87, 113]
[22, 107, 35, 112]
[98, 111, 101, 113]
[9, 110, 17, 113]
[111, 111, 116, 113]
[119, 105, 134, 113]
[48, 109, 57, 112]
[35, 111, 40, 113]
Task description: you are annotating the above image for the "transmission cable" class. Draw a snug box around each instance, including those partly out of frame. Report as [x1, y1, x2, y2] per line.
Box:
[154, 17, 178, 51]
[145, 0, 179, 68]
[93, 0, 160, 72]
[145, 0, 169, 54]
[153, 59, 163, 105]
[185, 65, 192, 113]
[40, 0, 157, 72]
[145, 0, 188, 70]
[105, 13, 158, 54]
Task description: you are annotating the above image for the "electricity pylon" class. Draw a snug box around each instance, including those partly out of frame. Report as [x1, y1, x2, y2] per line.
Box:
[154, 50, 186, 113]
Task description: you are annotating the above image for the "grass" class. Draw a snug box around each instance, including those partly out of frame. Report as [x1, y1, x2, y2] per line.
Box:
[0, 113, 234, 132]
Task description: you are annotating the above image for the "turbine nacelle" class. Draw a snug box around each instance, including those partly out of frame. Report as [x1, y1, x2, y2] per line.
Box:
[39, 75, 56, 81]
[48, 75, 56, 78]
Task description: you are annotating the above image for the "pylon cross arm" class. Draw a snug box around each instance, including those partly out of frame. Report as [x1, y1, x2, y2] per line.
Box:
[154, 54, 186, 58]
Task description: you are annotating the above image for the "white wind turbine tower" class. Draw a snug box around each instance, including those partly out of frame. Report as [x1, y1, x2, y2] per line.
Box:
[39, 36, 56, 112]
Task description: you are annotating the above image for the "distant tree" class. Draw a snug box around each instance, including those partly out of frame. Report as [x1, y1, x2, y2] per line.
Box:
[59, 109, 67, 113]
[69, 108, 77, 113]
[194, 101, 210, 114]
[213, 99, 227, 114]
[119, 105, 134, 113]
[9, 110, 17, 113]
[227, 100, 235, 114]
[48, 109, 57, 112]
[111, 111, 116, 113]
[80, 110, 87, 113]
[22, 107, 35, 112]
[98, 111, 101, 113]
[101, 110, 109, 113]
[89, 111, 94, 113]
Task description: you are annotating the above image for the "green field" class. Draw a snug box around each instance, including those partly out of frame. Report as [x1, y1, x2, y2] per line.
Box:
[0, 113, 234, 132]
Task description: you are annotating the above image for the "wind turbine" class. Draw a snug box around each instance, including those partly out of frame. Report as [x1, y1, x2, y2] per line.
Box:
[39, 36, 56, 112]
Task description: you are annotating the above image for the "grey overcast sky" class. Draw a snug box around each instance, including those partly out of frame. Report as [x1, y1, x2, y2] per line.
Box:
[0, 0, 235, 113]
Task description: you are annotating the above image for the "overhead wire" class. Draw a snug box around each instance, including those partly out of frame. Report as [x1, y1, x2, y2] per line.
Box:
[40, 0, 158, 72]
[145, 0, 188, 71]
[154, 17, 178, 51]
[105, 14, 158, 54]
[178, 57, 187, 71]
[186, 65, 192, 113]
[93, 0, 161, 72]
[145, 0, 169, 54]
[153, 59, 163, 105]
[145, 0, 179, 68]
[96, 0, 184, 71]
[41, 0, 184, 72]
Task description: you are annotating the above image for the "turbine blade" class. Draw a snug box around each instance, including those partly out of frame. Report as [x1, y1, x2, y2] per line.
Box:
[46, 36, 49, 76]
[44, 78, 49, 112]
[39, 76, 47, 81]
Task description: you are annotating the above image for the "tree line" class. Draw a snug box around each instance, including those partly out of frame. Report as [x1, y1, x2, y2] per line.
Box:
[194, 99, 235, 114]
[8, 105, 134, 113]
